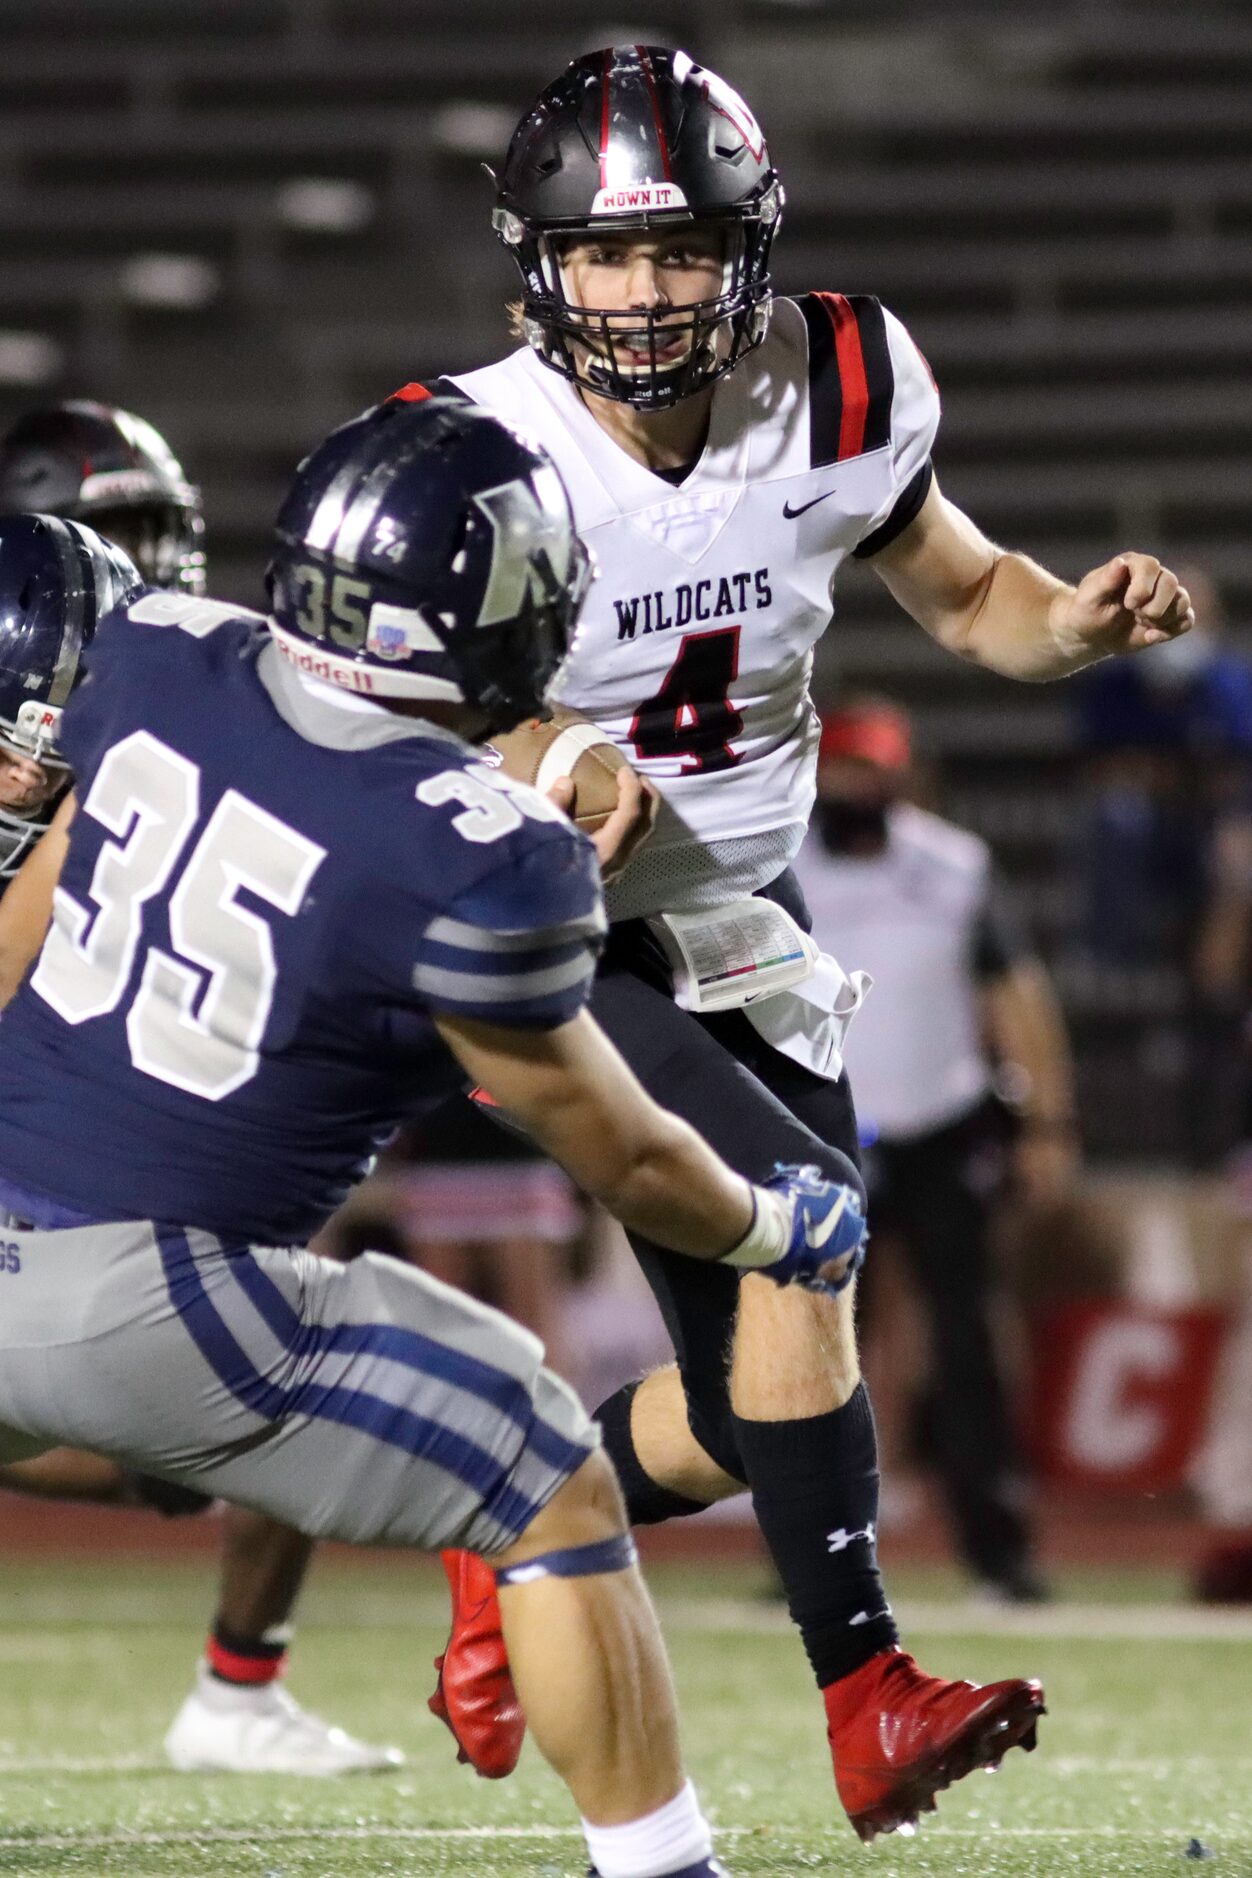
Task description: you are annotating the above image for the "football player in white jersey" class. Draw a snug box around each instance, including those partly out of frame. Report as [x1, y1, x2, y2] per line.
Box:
[405, 47, 1192, 1841]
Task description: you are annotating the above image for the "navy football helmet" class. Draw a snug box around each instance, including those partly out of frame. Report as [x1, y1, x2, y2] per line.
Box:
[0, 400, 206, 596]
[493, 46, 783, 409]
[0, 512, 143, 875]
[267, 392, 591, 729]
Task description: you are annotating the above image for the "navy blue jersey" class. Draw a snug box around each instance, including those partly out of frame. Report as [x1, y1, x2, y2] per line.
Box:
[0, 590, 604, 1241]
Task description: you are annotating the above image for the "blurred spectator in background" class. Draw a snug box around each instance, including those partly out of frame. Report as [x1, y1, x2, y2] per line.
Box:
[793, 698, 1080, 1601]
[1075, 565, 1252, 971]
[1189, 800, 1252, 1602]
[1193, 1164, 1252, 1604]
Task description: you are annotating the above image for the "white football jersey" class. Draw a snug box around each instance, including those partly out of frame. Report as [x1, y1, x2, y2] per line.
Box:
[445, 293, 940, 920]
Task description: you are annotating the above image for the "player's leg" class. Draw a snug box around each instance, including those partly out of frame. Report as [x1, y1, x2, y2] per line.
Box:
[164, 1511, 403, 1776]
[592, 983, 898, 1674]
[699, 1012, 1044, 1837]
[428, 1251, 749, 1780]
[0, 1448, 396, 1774]
[191, 1237, 722, 1873]
[430, 969, 879, 1783]
[0, 1449, 133, 1501]
[628, 1365, 745, 1506]
[492, 1450, 683, 1819]
[0, 1216, 727, 1875]
[584, 978, 1043, 1838]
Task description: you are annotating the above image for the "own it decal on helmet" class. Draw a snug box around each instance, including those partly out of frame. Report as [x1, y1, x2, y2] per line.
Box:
[266, 395, 592, 731]
[0, 400, 206, 597]
[492, 45, 784, 410]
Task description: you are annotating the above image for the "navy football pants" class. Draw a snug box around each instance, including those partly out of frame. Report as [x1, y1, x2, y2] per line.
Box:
[588, 912, 863, 1483]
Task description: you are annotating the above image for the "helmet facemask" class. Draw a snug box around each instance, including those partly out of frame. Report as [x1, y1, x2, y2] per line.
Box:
[496, 194, 780, 411]
[85, 500, 207, 597]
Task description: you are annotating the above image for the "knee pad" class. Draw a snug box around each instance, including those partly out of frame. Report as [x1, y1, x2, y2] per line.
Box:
[596, 1381, 711, 1526]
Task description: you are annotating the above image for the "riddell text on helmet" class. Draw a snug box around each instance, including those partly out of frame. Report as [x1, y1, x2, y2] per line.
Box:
[275, 636, 376, 692]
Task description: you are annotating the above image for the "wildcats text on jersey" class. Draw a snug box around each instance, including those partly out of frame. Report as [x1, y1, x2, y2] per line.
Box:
[614, 568, 772, 640]
[445, 293, 941, 915]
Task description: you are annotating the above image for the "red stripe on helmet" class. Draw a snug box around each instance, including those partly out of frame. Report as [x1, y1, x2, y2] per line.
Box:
[824, 294, 870, 461]
[389, 382, 432, 403]
[635, 46, 675, 180]
[599, 48, 614, 188]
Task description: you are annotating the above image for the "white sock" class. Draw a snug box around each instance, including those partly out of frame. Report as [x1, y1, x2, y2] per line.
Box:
[581, 1780, 714, 1878]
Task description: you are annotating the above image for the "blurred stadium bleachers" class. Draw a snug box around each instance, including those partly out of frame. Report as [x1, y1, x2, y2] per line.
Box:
[2, 0, 1250, 1157]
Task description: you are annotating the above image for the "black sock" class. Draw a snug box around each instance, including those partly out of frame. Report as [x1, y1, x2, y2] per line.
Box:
[733, 1383, 899, 1687]
[595, 1380, 712, 1526]
[207, 1620, 288, 1687]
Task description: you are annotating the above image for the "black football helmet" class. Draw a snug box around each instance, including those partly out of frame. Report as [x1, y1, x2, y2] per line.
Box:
[267, 391, 591, 730]
[0, 512, 143, 875]
[493, 46, 783, 409]
[0, 400, 206, 596]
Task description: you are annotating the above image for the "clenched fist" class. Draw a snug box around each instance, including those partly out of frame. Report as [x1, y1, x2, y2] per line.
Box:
[1049, 553, 1194, 661]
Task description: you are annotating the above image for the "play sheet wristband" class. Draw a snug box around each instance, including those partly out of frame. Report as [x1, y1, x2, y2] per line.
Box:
[648, 899, 818, 1014]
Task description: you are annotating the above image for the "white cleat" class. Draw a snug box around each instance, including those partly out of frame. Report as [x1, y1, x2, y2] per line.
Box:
[164, 1663, 404, 1776]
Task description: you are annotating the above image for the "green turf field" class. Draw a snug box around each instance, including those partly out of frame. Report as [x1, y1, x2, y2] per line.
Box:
[1, 1555, 1248, 1876]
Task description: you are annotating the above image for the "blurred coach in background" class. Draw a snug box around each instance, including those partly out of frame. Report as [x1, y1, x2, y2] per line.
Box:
[793, 699, 1079, 1600]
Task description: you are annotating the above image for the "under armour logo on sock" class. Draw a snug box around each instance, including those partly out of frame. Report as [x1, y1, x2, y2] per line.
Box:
[826, 1522, 875, 1553]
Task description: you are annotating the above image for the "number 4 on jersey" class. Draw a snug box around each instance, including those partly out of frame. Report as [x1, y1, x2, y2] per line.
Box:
[629, 626, 743, 773]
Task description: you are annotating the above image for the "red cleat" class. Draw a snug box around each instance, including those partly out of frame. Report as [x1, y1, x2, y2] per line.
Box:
[824, 1647, 1045, 1841]
[428, 1549, 525, 1779]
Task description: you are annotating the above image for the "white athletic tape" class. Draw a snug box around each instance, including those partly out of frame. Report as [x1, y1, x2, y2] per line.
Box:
[534, 723, 618, 797]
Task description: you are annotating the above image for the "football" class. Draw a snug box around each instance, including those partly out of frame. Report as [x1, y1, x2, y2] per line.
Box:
[488, 708, 631, 834]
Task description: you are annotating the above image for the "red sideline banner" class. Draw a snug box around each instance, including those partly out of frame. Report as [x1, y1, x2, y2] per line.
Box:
[1031, 1301, 1228, 1492]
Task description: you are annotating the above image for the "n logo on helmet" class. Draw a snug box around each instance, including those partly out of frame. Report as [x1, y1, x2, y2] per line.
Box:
[471, 478, 571, 627]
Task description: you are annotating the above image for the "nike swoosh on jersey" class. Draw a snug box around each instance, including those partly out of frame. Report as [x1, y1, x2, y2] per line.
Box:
[782, 487, 839, 519]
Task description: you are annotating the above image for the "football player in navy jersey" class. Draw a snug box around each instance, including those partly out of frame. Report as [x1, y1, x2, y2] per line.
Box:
[0, 402, 402, 1777]
[0, 398, 871, 1878]
[414, 46, 1193, 1840]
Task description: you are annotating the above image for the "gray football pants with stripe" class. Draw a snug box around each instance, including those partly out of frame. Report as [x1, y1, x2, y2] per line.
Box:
[0, 1217, 597, 1555]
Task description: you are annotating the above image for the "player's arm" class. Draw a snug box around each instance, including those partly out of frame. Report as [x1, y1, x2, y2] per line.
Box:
[870, 475, 1194, 681]
[0, 791, 74, 1008]
[434, 1007, 862, 1289]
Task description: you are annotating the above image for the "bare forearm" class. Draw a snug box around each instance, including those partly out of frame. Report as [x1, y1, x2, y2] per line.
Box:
[951, 550, 1091, 682]
[436, 1010, 754, 1260]
[536, 1096, 753, 1258]
[874, 481, 1191, 682]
